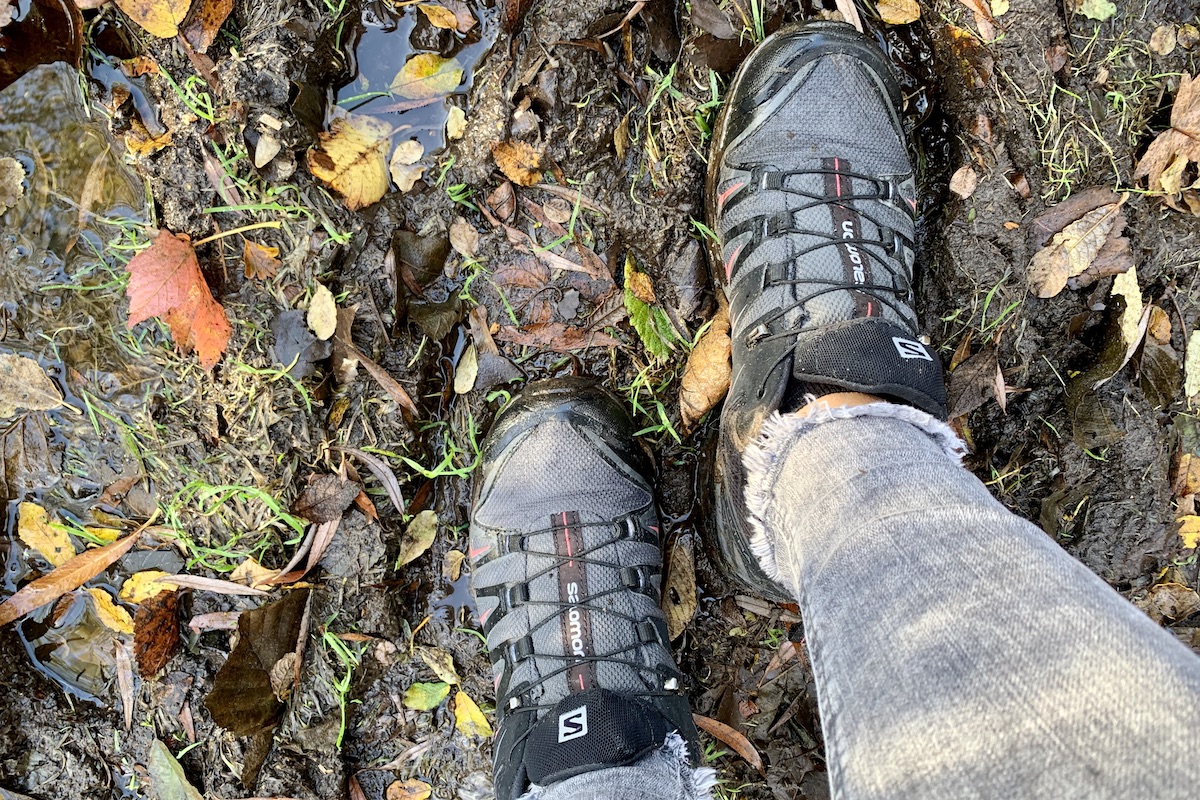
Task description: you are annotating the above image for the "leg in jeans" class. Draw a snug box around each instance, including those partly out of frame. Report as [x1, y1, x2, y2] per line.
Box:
[743, 401, 1200, 799]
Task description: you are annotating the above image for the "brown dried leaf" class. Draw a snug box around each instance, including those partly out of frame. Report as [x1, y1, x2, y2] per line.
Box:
[487, 181, 517, 222]
[243, 240, 280, 281]
[182, 0, 233, 53]
[495, 323, 621, 352]
[692, 714, 764, 772]
[134, 588, 179, 677]
[947, 346, 1001, 419]
[0, 353, 64, 418]
[679, 307, 731, 433]
[661, 535, 697, 641]
[1135, 75, 1200, 212]
[949, 165, 979, 199]
[292, 473, 362, 523]
[627, 270, 656, 304]
[449, 215, 480, 258]
[491, 140, 542, 186]
[1027, 201, 1126, 298]
[387, 780, 433, 800]
[307, 114, 392, 211]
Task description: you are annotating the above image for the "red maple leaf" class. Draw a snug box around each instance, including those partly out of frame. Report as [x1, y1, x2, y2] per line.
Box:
[125, 229, 231, 370]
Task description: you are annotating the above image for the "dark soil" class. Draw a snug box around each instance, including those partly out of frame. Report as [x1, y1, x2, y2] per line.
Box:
[2, 0, 1199, 798]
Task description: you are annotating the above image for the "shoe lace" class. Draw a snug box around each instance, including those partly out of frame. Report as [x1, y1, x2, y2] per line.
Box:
[485, 513, 681, 731]
[723, 163, 919, 391]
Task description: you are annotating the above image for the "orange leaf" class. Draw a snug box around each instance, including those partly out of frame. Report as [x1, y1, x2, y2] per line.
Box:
[243, 239, 281, 280]
[491, 140, 542, 186]
[0, 526, 145, 627]
[182, 0, 234, 53]
[125, 229, 231, 369]
[692, 713, 764, 772]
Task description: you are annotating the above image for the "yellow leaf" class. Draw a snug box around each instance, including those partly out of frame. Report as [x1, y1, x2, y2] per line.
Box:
[387, 779, 432, 800]
[877, 0, 920, 25]
[1178, 515, 1200, 549]
[418, 3, 457, 28]
[446, 106, 467, 140]
[403, 681, 451, 710]
[228, 557, 279, 588]
[85, 527, 123, 545]
[18, 502, 75, 567]
[453, 689, 493, 737]
[1186, 330, 1200, 400]
[390, 54, 463, 100]
[490, 140, 542, 187]
[125, 117, 174, 156]
[120, 569, 174, 603]
[88, 587, 134, 634]
[1110, 265, 1144, 350]
[307, 114, 392, 210]
[990, 0, 1009, 15]
[115, 0, 191, 38]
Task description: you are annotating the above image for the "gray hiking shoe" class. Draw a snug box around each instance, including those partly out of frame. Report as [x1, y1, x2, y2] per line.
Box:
[469, 378, 698, 800]
[705, 22, 948, 599]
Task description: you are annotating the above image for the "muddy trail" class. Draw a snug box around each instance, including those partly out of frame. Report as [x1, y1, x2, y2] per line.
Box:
[1, 0, 1199, 798]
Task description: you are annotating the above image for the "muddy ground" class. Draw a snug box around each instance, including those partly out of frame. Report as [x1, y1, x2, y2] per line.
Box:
[2, 0, 1199, 798]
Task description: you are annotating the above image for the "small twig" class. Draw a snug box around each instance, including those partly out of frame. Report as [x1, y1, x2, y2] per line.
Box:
[192, 221, 282, 247]
[597, 0, 648, 38]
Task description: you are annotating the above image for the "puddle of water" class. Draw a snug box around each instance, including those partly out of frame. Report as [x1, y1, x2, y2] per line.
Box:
[332, 0, 499, 173]
[0, 61, 161, 702]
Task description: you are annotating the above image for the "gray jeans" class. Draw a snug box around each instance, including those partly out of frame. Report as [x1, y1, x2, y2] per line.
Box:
[531, 403, 1200, 800]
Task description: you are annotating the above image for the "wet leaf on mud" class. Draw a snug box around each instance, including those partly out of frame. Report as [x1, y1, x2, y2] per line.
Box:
[1073, 0, 1116, 22]
[387, 779, 433, 800]
[947, 346, 1002, 419]
[495, 323, 621, 352]
[418, 645, 460, 684]
[120, 569, 173, 603]
[1187, 330, 1200, 401]
[0, 157, 24, 214]
[1027, 199, 1128, 298]
[626, 269, 656, 304]
[243, 240, 280, 281]
[332, 445, 406, 515]
[115, 640, 134, 730]
[0, 416, 52, 504]
[229, 557, 279, 589]
[487, 181, 518, 222]
[1110, 266, 1145, 351]
[1134, 580, 1200, 623]
[689, 0, 735, 38]
[307, 283, 338, 341]
[124, 117, 174, 156]
[662, 535, 697, 641]
[182, 0, 234, 53]
[133, 588, 178, 676]
[449, 216, 480, 258]
[1178, 515, 1200, 549]
[454, 342, 478, 394]
[125, 229, 231, 370]
[491, 140, 542, 186]
[0, 353, 63, 418]
[293, 473, 362, 524]
[396, 510, 438, 567]
[390, 53, 463, 99]
[877, 0, 920, 25]
[268, 651, 299, 701]
[1148, 304, 1172, 345]
[949, 165, 979, 199]
[446, 106, 467, 140]
[955, 0, 997, 40]
[87, 587, 134, 634]
[990, 0, 1009, 16]
[205, 588, 310, 736]
[1134, 74, 1200, 213]
[308, 113, 392, 210]
[17, 501, 75, 567]
[679, 307, 731, 434]
[390, 138, 426, 192]
[453, 689, 493, 737]
[444, 549, 466, 581]
[158, 573, 269, 596]
[1141, 340, 1181, 409]
[116, 0, 190, 38]
[271, 309, 331, 380]
[403, 680, 451, 710]
[0, 525, 144, 627]
[693, 714, 764, 772]
[148, 739, 203, 800]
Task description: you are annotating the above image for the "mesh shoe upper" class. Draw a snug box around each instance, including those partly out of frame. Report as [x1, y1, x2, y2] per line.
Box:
[469, 379, 696, 799]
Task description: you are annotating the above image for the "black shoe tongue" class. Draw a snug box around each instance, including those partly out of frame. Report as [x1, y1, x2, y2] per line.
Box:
[791, 318, 948, 418]
[524, 689, 669, 787]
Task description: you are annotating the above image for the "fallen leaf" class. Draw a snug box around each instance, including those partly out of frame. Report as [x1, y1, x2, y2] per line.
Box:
[243, 240, 281, 280]
[990, 0, 1009, 15]
[1181, 24, 1199, 50]
[491, 140, 542, 186]
[1148, 305, 1172, 345]
[182, 0, 234, 52]
[1186, 330, 1200, 400]
[495, 323, 621, 352]
[308, 114, 392, 210]
[627, 269, 657, 304]
[147, 739, 203, 800]
[205, 589, 310, 736]
[1179, 515, 1200, 549]
[390, 138, 426, 192]
[335, 334, 421, 415]
[115, 641, 134, 730]
[693, 714, 764, 772]
[115, 0, 190, 38]
[125, 229, 231, 370]
[1027, 201, 1126, 298]
[308, 283, 338, 341]
[331, 445, 407, 515]
[949, 165, 979, 199]
[68, 146, 109, 253]
[17, 501, 74, 566]
[269, 652, 299, 701]
[1134, 74, 1200, 213]
[956, 0, 997, 40]
[1134, 581, 1200, 623]
[134, 589, 179, 676]
[1075, 0, 1115, 21]
[446, 106, 467, 140]
[449, 216, 480, 258]
[188, 610, 241, 633]
[0, 157, 25, 214]
[690, 0, 735, 38]
[396, 510, 438, 567]
[453, 689, 493, 737]
[948, 346, 1002, 419]
[454, 342, 478, 394]
[0, 353, 64, 418]
[1150, 25, 1177, 56]
[877, 0, 920, 25]
[124, 117, 174, 156]
[679, 307, 731, 433]
[120, 569, 174, 603]
[625, 258, 676, 359]
[157, 574, 269, 596]
[0, 525, 144, 627]
[387, 779, 433, 800]
[418, 646, 460, 684]
[229, 557, 279, 589]
[403, 680, 450, 710]
[444, 549, 466, 581]
[292, 473, 361, 523]
[1111, 266, 1144, 350]
[661, 535, 697, 641]
[87, 587, 134, 634]
[390, 54, 463, 100]
[418, 3, 458, 28]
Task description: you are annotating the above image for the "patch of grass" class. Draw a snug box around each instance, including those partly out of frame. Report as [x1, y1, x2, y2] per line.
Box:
[321, 627, 362, 749]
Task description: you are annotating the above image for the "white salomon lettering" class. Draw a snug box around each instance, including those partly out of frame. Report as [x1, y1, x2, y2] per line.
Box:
[842, 220, 866, 283]
[566, 582, 585, 657]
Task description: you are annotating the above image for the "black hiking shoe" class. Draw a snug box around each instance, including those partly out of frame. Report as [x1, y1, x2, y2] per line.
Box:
[469, 378, 698, 800]
[705, 22, 948, 599]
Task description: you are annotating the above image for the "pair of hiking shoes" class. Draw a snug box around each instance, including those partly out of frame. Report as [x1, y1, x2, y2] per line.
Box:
[467, 22, 948, 798]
